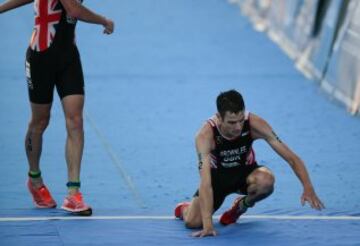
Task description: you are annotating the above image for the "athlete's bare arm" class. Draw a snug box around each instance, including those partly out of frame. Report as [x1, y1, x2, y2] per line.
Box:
[59, 0, 114, 34]
[249, 113, 325, 210]
[192, 123, 217, 237]
[0, 0, 33, 13]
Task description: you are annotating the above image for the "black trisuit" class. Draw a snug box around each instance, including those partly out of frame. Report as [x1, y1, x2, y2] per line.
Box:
[194, 111, 261, 211]
[25, 0, 84, 104]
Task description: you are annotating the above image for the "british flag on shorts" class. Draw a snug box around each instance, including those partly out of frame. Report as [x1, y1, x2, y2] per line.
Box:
[30, 0, 63, 52]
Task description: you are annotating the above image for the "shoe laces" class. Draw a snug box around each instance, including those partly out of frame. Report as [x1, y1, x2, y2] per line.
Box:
[35, 185, 49, 196]
[33, 185, 53, 203]
[69, 192, 84, 203]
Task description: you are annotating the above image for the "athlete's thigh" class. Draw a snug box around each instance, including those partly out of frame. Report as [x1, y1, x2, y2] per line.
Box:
[30, 102, 52, 122]
[193, 187, 227, 213]
[61, 95, 84, 119]
[56, 48, 84, 100]
[184, 197, 202, 226]
[26, 48, 56, 104]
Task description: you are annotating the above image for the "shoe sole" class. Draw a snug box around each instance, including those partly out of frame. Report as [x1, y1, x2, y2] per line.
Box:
[61, 206, 93, 216]
[74, 208, 92, 216]
[33, 202, 57, 209]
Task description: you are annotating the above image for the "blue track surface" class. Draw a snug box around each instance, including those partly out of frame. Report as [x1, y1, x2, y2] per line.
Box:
[0, 1, 359, 245]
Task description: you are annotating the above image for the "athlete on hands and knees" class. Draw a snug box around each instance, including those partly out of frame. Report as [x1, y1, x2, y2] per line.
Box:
[174, 89, 325, 237]
[0, 0, 114, 215]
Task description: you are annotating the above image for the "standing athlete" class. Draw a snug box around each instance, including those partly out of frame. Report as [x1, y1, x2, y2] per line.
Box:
[0, 0, 114, 215]
[175, 89, 324, 236]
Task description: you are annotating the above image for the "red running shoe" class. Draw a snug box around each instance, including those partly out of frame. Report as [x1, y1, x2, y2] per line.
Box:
[174, 202, 190, 219]
[220, 196, 247, 225]
[27, 179, 57, 208]
[61, 192, 92, 216]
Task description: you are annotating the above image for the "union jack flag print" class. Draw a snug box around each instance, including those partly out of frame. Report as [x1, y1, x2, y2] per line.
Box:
[30, 0, 62, 52]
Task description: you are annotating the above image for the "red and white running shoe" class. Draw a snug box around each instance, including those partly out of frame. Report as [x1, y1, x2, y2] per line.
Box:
[220, 196, 248, 225]
[61, 192, 92, 216]
[174, 202, 190, 220]
[27, 179, 57, 209]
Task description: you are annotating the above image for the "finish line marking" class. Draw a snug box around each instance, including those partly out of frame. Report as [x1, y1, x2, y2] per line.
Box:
[1, 215, 360, 222]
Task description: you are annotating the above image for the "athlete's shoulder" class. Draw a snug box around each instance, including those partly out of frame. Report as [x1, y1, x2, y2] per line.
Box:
[197, 120, 213, 138]
[249, 112, 272, 139]
[205, 114, 218, 127]
[195, 115, 216, 142]
[249, 112, 267, 125]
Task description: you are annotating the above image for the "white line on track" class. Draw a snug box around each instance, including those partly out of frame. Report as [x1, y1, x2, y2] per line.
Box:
[85, 112, 146, 208]
[1, 215, 360, 222]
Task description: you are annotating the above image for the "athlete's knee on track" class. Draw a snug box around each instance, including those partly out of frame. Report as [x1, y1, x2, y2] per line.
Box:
[184, 217, 202, 229]
[183, 209, 202, 229]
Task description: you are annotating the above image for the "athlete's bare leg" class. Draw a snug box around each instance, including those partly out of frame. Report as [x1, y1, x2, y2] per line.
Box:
[244, 166, 275, 207]
[182, 197, 203, 228]
[25, 103, 52, 187]
[61, 95, 84, 195]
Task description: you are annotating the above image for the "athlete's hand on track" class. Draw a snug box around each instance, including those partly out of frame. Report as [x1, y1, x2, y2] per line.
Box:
[301, 188, 325, 210]
[192, 228, 217, 237]
[103, 18, 114, 34]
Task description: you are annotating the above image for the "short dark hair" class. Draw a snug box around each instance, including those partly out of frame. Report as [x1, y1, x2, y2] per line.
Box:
[216, 89, 245, 118]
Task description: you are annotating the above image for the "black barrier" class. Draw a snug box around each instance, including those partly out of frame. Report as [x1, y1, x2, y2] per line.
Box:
[312, 0, 331, 37]
[296, 0, 347, 81]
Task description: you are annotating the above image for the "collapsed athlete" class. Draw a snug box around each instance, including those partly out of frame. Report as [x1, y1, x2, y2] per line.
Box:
[0, 0, 114, 215]
[175, 89, 324, 237]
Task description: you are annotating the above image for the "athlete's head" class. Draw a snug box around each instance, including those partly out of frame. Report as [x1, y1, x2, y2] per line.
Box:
[216, 90, 245, 117]
[216, 90, 245, 138]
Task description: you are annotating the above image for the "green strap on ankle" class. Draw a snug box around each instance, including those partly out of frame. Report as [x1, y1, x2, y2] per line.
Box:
[66, 181, 81, 189]
[28, 171, 41, 179]
[243, 196, 253, 208]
